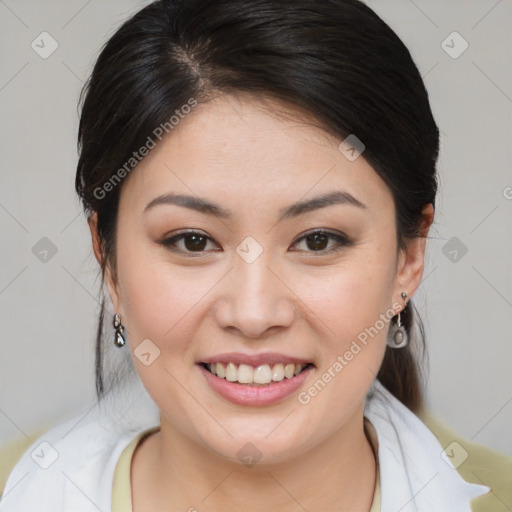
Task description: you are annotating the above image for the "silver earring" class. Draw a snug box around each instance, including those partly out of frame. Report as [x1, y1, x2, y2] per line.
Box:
[113, 313, 126, 347]
[387, 292, 408, 349]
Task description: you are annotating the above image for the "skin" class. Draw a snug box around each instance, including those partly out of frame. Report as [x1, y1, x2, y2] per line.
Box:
[89, 93, 434, 511]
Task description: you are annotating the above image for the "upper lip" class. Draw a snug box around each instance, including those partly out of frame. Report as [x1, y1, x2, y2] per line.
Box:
[199, 352, 315, 367]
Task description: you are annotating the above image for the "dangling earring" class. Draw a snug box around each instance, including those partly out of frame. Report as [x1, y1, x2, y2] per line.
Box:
[113, 313, 126, 347]
[387, 292, 408, 349]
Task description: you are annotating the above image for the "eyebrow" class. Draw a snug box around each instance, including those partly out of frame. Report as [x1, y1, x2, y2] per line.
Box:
[144, 190, 367, 221]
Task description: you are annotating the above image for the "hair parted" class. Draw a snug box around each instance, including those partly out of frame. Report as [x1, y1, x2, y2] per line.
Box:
[76, 0, 439, 413]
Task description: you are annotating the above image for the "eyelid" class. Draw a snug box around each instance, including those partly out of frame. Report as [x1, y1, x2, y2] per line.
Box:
[290, 229, 352, 253]
[160, 228, 352, 255]
[160, 229, 220, 254]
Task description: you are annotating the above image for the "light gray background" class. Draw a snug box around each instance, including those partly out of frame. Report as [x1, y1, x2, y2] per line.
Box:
[1, 0, 511, 455]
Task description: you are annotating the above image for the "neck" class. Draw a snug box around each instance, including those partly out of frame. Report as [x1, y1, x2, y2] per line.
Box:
[131, 406, 377, 512]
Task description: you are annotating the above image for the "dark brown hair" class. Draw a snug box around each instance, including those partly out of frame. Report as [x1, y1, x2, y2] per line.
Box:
[76, 0, 439, 413]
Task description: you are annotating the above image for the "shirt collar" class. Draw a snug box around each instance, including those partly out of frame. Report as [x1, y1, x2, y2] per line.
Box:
[364, 378, 491, 512]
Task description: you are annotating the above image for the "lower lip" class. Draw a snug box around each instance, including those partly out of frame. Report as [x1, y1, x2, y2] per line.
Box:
[198, 364, 314, 407]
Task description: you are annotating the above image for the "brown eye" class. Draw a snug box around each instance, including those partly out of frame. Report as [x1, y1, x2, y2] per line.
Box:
[291, 230, 352, 254]
[160, 230, 219, 254]
[182, 234, 208, 251]
[305, 233, 329, 251]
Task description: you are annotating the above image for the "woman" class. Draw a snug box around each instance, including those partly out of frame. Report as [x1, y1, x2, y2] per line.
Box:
[1, 0, 510, 511]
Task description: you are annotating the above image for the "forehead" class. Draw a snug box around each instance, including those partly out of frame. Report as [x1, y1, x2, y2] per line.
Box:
[118, 93, 394, 217]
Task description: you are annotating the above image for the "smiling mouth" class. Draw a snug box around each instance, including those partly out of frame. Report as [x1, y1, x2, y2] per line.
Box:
[199, 362, 315, 386]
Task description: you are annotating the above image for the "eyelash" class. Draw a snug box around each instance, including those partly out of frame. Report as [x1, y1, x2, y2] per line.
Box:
[160, 229, 353, 256]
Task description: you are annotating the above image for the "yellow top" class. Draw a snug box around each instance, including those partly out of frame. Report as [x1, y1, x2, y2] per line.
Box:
[2, 411, 511, 511]
[111, 429, 148, 512]
[110, 426, 380, 512]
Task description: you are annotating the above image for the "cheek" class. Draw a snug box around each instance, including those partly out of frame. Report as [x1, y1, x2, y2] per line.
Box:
[120, 263, 212, 344]
[295, 252, 396, 341]
[292, 262, 393, 419]
[115, 238, 197, 343]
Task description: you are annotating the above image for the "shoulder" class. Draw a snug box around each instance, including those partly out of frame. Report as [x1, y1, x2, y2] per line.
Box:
[417, 408, 512, 512]
[0, 407, 156, 511]
[0, 428, 48, 498]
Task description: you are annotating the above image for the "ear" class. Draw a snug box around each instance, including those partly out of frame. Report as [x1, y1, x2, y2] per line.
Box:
[393, 203, 434, 311]
[88, 212, 121, 313]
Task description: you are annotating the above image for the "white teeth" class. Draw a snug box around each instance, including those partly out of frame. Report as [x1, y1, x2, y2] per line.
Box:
[254, 364, 272, 384]
[272, 363, 285, 381]
[284, 363, 295, 379]
[225, 362, 238, 382]
[206, 362, 308, 384]
[238, 364, 254, 384]
[216, 362, 225, 379]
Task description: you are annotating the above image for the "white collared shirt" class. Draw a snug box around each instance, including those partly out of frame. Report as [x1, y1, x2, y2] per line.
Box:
[0, 378, 490, 511]
[364, 379, 490, 511]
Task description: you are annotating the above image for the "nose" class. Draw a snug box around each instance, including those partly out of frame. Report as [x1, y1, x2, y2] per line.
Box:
[214, 253, 296, 339]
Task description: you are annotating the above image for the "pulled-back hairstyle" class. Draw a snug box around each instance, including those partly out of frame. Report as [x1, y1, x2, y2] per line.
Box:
[75, 0, 439, 413]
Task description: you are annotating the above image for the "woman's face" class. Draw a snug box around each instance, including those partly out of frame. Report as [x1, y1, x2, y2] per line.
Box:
[92, 93, 430, 464]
